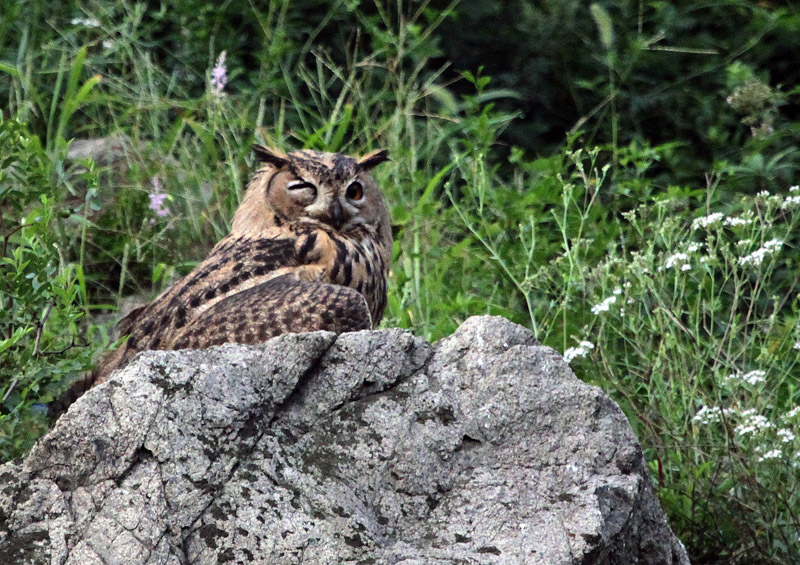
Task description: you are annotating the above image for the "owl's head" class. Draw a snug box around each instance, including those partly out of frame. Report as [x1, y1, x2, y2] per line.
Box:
[233, 145, 391, 241]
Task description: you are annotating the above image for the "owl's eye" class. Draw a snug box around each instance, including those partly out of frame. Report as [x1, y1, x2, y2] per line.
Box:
[345, 180, 364, 202]
[287, 180, 317, 196]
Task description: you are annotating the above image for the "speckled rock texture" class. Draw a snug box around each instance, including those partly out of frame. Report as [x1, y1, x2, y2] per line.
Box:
[0, 316, 689, 564]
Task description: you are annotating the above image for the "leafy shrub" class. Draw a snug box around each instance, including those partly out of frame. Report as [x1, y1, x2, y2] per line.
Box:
[0, 117, 105, 461]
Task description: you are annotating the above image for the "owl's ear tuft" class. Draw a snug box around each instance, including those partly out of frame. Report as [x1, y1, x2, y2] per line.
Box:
[356, 149, 390, 171]
[253, 144, 290, 169]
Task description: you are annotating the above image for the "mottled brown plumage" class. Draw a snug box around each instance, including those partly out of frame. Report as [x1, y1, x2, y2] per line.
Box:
[58, 145, 392, 409]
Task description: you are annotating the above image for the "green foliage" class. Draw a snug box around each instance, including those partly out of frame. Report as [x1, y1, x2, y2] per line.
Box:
[567, 179, 800, 561]
[0, 117, 104, 461]
[0, 1, 798, 562]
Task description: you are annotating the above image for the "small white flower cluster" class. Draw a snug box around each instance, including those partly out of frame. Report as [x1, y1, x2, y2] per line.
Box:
[735, 409, 773, 436]
[692, 212, 724, 230]
[71, 17, 101, 28]
[687, 242, 702, 253]
[739, 239, 783, 267]
[778, 429, 796, 443]
[563, 341, 595, 363]
[793, 341, 800, 350]
[723, 216, 753, 227]
[693, 405, 725, 424]
[758, 449, 782, 462]
[665, 252, 691, 271]
[784, 406, 800, 420]
[757, 190, 770, 197]
[782, 194, 800, 209]
[591, 295, 617, 315]
[725, 370, 767, 386]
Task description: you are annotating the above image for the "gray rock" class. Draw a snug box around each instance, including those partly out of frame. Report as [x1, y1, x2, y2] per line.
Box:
[0, 316, 689, 564]
[67, 136, 130, 166]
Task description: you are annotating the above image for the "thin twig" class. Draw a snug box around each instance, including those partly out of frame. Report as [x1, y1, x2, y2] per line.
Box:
[33, 302, 54, 356]
[0, 377, 19, 404]
[1, 379, 18, 404]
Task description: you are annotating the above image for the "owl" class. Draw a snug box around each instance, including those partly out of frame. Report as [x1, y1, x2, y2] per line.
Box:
[61, 144, 392, 403]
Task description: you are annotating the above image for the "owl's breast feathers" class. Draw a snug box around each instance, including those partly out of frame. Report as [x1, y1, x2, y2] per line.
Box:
[92, 222, 388, 382]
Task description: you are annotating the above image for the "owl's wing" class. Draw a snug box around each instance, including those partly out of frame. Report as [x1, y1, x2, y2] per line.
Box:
[117, 304, 148, 336]
[169, 274, 372, 349]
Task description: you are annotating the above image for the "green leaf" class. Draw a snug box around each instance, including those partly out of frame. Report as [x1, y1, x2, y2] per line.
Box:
[0, 61, 20, 79]
[328, 104, 353, 151]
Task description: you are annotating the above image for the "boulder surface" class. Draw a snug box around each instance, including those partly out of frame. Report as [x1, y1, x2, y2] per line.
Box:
[0, 316, 689, 564]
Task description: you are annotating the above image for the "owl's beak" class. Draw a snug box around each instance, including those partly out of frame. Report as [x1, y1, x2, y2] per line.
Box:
[329, 200, 345, 231]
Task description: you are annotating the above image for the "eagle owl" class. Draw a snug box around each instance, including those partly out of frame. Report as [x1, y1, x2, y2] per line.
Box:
[84, 144, 392, 391]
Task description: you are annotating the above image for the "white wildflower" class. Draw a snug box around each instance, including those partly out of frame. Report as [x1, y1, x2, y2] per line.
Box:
[71, 17, 101, 28]
[790, 185, 799, 192]
[736, 239, 752, 248]
[794, 341, 800, 350]
[758, 449, 782, 462]
[665, 252, 690, 270]
[687, 242, 701, 253]
[735, 411, 773, 436]
[563, 341, 595, 363]
[778, 429, 796, 443]
[784, 406, 800, 420]
[739, 239, 783, 267]
[726, 370, 766, 386]
[693, 405, 723, 425]
[591, 295, 617, 315]
[742, 370, 766, 385]
[782, 195, 800, 209]
[692, 212, 724, 230]
[757, 190, 770, 197]
[723, 216, 752, 227]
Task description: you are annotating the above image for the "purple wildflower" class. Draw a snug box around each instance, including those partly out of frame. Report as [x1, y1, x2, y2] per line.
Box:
[210, 51, 227, 97]
[148, 176, 170, 219]
[148, 192, 167, 211]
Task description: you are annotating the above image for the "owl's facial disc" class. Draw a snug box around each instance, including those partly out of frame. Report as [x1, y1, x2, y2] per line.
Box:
[303, 194, 348, 231]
